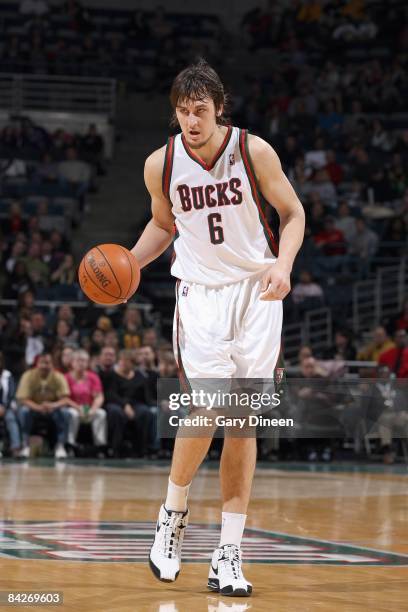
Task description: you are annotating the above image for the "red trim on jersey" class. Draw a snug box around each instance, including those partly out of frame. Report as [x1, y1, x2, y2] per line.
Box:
[239, 129, 279, 257]
[181, 125, 232, 172]
[162, 136, 175, 199]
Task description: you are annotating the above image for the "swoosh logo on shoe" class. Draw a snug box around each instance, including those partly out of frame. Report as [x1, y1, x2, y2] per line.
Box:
[211, 564, 218, 575]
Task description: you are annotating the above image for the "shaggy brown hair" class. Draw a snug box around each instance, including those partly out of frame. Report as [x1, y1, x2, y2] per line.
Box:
[169, 58, 229, 127]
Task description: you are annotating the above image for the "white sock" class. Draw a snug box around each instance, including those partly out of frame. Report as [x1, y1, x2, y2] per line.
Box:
[164, 478, 191, 512]
[219, 512, 247, 548]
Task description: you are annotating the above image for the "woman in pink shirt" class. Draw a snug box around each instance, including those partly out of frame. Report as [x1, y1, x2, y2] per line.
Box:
[65, 349, 107, 453]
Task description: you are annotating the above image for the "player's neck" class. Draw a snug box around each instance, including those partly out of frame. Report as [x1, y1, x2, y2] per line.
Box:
[191, 125, 228, 165]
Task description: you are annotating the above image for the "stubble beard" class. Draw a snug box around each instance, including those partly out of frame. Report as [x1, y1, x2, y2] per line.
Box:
[186, 125, 219, 151]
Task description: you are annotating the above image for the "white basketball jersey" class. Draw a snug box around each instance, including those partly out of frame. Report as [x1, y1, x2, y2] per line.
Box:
[162, 126, 278, 286]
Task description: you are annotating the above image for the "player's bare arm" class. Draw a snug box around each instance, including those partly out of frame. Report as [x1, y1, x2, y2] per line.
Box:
[248, 134, 305, 301]
[130, 146, 175, 269]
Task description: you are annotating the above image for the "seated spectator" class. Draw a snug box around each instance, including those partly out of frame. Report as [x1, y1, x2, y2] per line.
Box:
[5, 239, 27, 274]
[158, 350, 178, 378]
[95, 346, 123, 457]
[104, 330, 120, 351]
[95, 316, 112, 334]
[57, 304, 76, 326]
[58, 147, 91, 208]
[298, 345, 313, 364]
[22, 243, 50, 287]
[80, 124, 104, 173]
[65, 349, 106, 455]
[112, 349, 156, 457]
[318, 100, 344, 136]
[4, 202, 27, 236]
[378, 330, 408, 378]
[54, 319, 78, 347]
[307, 199, 326, 234]
[310, 169, 337, 208]
[2, 317, 28, 377]
[295, 356, 334, 461]
[375, 365, 408, 464]
[49, 230, 67, 264]
[3, 261, 33, 299]
[350, 147, 376, 184]
[392, 299, 408, 332]
[291, 270, 324, 306]
[348, 218, 379, 275]
[17, 289, 35, 318]
[50, 253, 76, 286]
[16, 352, 70, 459]
[120, 305, 143, 349]
[0, 351, 20, 457]
[59, 345, 74, 374]
[357, 326, 396, 362]
[135, 345, 159, 408]
[371, 119, 394, 153]
[150, 5, 174, 45]
[35, 153, 58, 182]
[314, 216, 346, 255]
[141, 327, 159, 349]
[324, 150, 343, 185]
[324, 329, 357, 361]
[334, 202, 357, 243]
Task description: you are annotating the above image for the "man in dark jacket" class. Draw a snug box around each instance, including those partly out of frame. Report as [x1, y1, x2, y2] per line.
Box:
[0, 351, 20, 457]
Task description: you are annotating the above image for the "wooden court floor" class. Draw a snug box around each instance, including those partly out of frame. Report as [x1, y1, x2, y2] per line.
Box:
[0, 460, 407, 612]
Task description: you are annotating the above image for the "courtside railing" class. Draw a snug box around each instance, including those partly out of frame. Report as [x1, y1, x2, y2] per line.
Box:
[283, 307, 332, 363]
[352, 257, 407, 332]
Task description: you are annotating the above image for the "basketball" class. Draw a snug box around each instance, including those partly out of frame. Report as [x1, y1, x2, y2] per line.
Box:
[78, 243, 140, 305]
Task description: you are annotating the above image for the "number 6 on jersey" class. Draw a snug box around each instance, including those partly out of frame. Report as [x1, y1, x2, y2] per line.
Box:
[207, 213, 224, 244]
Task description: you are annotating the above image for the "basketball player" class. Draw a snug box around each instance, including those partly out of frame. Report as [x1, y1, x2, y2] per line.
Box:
[131, 59, 305, 597]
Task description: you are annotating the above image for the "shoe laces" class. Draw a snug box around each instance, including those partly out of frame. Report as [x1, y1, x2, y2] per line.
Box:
[159, 510, 187, 559]
[218, 545, 242, 580]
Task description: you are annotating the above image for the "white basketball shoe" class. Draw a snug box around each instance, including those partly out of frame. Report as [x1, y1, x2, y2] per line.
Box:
[208, 544, 252, 597]
[149, 504, 189, 582]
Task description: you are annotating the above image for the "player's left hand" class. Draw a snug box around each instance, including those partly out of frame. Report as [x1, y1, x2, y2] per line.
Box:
[260, 262, 291, 301]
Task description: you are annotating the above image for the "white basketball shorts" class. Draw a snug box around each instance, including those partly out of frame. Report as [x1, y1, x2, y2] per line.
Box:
[173, 270, 283, 381]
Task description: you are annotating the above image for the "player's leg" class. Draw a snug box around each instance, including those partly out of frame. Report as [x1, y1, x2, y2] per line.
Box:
[208, 272, 283, 596]
[150, 280, 236, 583]
[149, 426, 217, 582]
[207, 433, 256, 596]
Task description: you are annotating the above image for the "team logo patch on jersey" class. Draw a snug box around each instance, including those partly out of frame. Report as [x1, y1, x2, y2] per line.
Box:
[0, 521, 407, 565]
[229, 153, 235, 166]
[182, 286, 189, 296]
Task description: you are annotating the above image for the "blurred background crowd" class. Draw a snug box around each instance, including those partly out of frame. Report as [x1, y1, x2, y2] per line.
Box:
[0, 0, 407, 463]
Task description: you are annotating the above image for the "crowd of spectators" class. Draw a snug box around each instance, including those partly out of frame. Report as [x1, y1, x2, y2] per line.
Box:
[0, 301, 180, 459]
[0, 2, 224, 90]
[289, 316, 408, 463]
[0, 1, 407, 463]
[0, 119, 106, 301]
[231, 1, 408, 320]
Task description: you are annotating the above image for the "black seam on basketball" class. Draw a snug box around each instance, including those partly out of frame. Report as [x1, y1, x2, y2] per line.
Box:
[83, 256, 122, 300]
[118, 245, 133, 300]
[95, 245, 123, 299]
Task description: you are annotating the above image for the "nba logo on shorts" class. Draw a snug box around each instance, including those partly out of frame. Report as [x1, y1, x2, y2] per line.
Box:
[229, 153, 235, 166]
[182, 286, 189, 296]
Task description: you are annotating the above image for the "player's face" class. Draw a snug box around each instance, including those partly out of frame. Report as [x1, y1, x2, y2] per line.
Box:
[176, 98, 219, 149]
